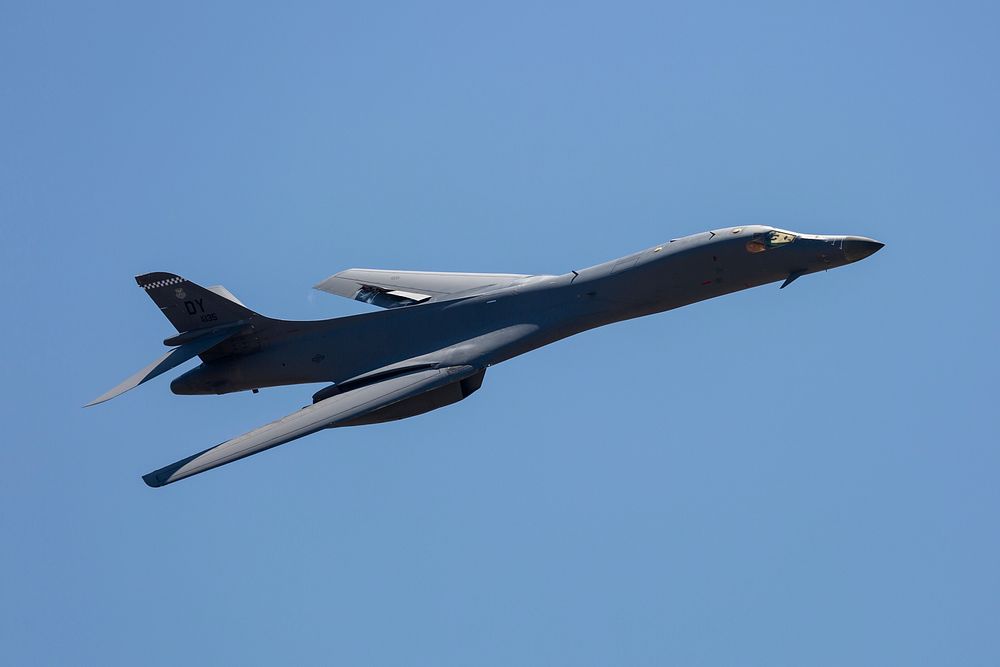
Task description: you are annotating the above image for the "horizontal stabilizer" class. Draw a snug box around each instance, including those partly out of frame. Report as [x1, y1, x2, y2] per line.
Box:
[206, 285, 245, 306]
[85, 329, 237, 407]
[143, 365, 480, 487]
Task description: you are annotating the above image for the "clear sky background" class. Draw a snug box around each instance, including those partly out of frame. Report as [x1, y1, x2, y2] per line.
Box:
[2, 1, 998, 664]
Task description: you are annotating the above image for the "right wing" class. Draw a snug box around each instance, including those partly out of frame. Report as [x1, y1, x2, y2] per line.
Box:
[142, 365, 480, 487]
[314, 269, 537, 308]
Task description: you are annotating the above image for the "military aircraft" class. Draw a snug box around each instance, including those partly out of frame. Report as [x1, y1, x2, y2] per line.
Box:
[88, 226, 883, 487]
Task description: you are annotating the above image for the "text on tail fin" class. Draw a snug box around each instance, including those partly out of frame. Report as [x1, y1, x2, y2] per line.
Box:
[136, 272, 257, 333]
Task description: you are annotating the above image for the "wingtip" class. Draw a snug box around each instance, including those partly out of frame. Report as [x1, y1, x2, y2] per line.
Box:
[142, 471, 167, 488]
[142, 450, 204, 488]
[312, 275, 337, 292]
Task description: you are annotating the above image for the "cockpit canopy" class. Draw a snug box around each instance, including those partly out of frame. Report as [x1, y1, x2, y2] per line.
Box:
[746, 229, 797, 253]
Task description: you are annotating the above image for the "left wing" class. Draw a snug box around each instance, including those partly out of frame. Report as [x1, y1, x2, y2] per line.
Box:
[314, 268, 537, 308]
[142, 365, 480, 487]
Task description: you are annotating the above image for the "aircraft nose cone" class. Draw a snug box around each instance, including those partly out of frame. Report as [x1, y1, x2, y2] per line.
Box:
[843, 237, 885, 263]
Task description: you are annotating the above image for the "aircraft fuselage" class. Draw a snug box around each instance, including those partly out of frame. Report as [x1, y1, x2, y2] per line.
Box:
[170, 225, 882, 396]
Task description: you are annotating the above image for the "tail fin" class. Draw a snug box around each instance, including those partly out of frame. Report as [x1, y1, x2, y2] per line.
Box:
[85, 273, 257, 407]
[135, 272, 257, 333]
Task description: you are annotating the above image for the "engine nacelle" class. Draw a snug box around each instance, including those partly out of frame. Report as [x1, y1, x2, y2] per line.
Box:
[334, 368, 486, 427]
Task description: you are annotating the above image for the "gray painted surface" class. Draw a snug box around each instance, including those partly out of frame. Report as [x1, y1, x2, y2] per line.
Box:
[91, 225, 883, 486]
[141, 366, 480, 487]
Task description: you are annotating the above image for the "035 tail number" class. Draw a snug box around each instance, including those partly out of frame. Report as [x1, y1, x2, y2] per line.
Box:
[184, 299, 217, 322]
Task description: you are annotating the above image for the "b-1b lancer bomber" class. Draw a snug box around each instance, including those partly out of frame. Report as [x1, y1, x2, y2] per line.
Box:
[88, 226, 883, 487]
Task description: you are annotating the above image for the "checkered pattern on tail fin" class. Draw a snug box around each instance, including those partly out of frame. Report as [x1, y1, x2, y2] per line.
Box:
[135, 272, 256, 334]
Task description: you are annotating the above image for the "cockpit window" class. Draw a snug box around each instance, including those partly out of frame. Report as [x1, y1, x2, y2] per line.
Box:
[746, 230, 797, 253]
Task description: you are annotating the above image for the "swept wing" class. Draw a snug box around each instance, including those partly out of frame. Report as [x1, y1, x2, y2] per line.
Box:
[314, 269, 536, 308]
[142, 365, 480, 487]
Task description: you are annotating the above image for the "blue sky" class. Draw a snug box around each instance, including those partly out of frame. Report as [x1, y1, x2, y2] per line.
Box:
[2, 1, 998, 664]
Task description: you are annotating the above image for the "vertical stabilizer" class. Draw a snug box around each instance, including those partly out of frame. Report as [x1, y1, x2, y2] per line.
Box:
[135, 272, 257, 333]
